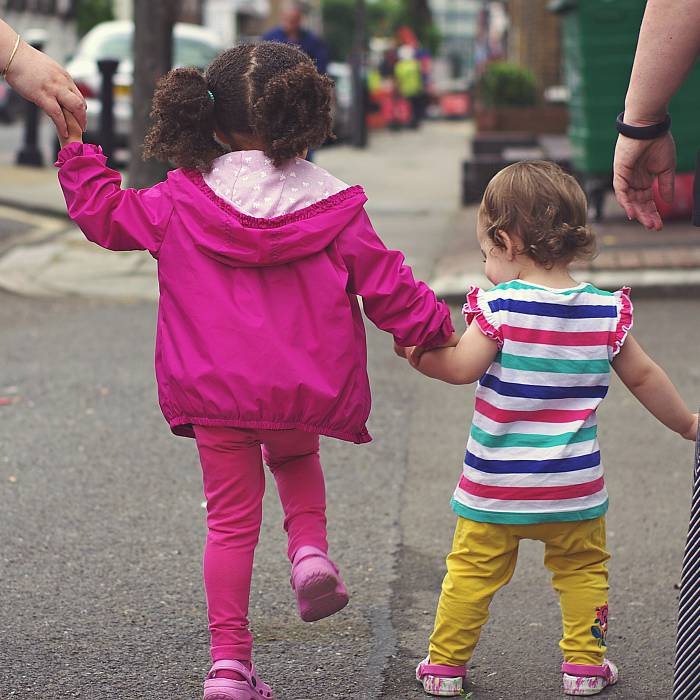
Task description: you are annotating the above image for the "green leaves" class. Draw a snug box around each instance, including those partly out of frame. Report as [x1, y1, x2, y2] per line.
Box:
[478, 62, 538, 107]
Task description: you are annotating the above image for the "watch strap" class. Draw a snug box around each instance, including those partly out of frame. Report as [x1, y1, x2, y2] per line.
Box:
[616, 112, 671, 140]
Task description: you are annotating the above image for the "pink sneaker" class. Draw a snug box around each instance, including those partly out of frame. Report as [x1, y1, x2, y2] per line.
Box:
[290, 546, 349, 622]
[203, 660, 274, 700]
[562, 659, 619, 696]
[415, 656, 467, 697]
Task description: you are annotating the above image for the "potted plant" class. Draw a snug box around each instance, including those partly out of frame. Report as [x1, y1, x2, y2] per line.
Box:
[475, 62, 567, 133]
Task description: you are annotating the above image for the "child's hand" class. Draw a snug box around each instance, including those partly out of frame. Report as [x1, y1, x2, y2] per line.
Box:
[393, 343, 427, 369]
[58, 107, 83, 148]
[409, 334, 461, 368]
[394, 343, 425, 368]
[394, 342, 408, 359]
[407, 346, 426, 368]
[681, 413, 699, 441]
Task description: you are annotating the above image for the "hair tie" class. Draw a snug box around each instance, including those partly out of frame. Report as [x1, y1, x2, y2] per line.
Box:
[207, 89, 215, 103]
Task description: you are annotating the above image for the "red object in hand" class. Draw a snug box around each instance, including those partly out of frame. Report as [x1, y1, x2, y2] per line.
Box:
[653, 172, 695, 221]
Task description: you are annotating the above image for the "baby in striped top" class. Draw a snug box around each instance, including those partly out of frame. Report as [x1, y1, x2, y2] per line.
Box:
[401, 161, 698, 697]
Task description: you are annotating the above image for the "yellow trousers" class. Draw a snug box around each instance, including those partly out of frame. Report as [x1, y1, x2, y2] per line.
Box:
[430, 515, 610, 667]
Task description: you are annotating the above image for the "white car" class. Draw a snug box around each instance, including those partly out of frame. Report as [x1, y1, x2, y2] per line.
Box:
[66, 21, 222, 153]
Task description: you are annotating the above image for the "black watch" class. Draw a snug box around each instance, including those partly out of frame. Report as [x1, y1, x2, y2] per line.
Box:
[616, 112, 671, 140]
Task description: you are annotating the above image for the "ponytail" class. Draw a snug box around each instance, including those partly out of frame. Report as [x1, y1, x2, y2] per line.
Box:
[143, 67, 224, 172]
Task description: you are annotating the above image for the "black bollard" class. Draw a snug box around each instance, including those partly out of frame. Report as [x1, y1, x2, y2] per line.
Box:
[16, 38, 45, 166]
[97, 59, 119, 167]
[350, 0, 368, 148]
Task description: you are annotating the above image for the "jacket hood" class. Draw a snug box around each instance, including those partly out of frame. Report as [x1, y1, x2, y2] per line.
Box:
[167, 168, 367, 268]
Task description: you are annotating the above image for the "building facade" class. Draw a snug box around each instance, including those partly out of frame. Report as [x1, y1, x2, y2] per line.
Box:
[0, 0, 77, 61]
[507, 0, 562, 93]
[429, 0, 483, 81]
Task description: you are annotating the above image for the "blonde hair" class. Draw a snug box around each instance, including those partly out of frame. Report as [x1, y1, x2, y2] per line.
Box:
[479, 160, 596, 268]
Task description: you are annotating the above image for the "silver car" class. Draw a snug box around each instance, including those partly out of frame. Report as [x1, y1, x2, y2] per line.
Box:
[66, 20, 222, 151]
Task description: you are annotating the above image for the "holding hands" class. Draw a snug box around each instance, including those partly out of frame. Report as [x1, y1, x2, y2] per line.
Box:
[393, 342, 426, 368]
[58, 107, 84, 148]
[1, 20, 87, 139]
[394, 326, 498, 385]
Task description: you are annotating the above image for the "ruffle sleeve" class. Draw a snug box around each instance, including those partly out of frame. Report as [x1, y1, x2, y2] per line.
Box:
[462, 286, 503, 348]
[611, 286, 633, 358]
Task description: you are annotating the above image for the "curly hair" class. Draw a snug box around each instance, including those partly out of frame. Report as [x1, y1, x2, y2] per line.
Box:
[143, 42, 334, 171]
[479, 160, 596, 268]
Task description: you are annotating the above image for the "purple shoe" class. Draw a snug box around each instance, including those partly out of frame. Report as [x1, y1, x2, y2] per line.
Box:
[203, 660, 274, 700]
[290, 546, 349, 622]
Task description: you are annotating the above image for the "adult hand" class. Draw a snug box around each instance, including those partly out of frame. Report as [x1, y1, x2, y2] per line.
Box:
[5, 40, 87, 139]
[612, 131, 676, 231]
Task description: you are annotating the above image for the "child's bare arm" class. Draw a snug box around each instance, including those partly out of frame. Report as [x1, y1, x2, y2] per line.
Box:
[394, 332, 460, 362]
[612, 334, 698, 440]
[410, 322, 499, 385]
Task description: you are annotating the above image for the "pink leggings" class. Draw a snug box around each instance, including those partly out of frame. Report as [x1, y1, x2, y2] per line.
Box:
[194, 425, 328, 662]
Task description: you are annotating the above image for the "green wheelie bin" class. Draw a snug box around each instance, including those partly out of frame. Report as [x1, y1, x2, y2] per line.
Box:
[550, 0, 700, 219]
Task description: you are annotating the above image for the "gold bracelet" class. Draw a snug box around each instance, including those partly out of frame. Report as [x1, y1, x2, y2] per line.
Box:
[2, 33, 21, 79]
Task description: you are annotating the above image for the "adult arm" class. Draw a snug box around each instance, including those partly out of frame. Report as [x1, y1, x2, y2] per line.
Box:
[1, 19, 86, 137]
[337, 210, 455, 348]
[613, 0, 700, 230]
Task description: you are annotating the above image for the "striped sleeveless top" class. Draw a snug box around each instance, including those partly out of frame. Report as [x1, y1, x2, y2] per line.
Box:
[452, 281, 633, 525]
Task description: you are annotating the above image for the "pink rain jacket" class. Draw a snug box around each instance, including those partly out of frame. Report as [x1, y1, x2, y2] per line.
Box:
[57, 144, 454, 443]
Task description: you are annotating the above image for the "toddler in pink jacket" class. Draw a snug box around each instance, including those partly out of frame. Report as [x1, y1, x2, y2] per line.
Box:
[55, 42, 454, 699]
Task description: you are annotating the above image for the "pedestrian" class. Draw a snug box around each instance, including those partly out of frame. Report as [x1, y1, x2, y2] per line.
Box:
[0, 18, 86, 138]
[53, 42, 455, 700]
[262, 2, 328, 74]
[394, 44, 424, 129]
[613, 0, 700, 230]
[398, 161, 698, 697]
[262, 2, 329, 162]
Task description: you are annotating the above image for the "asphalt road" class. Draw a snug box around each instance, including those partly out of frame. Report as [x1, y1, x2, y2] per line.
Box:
[2, 291, 698, 700]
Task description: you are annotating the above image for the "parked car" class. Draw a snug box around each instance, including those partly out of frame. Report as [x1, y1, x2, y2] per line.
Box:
[66, 20, 222, 152]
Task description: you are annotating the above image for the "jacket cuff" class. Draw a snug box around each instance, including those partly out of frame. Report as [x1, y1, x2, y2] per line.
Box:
[54, 142, 104, 167]
[420, 303, 455, 350]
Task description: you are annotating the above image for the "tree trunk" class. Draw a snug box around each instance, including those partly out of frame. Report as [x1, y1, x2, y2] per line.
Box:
[129, 0, 181, 189]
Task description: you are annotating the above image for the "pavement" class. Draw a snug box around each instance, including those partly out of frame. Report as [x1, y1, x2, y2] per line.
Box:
[2, 123, 700, 301]
[1, 121, 699, 699]
[430, 195, 700, 301]
[0, 122, 462, 301]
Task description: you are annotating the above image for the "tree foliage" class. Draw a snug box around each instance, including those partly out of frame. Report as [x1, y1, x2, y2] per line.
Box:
[321, 0, 440, 62]
[75, 0, 114, 37]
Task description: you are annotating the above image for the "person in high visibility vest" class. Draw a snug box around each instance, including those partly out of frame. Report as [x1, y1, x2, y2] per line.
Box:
[395, 44, 425, 129]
